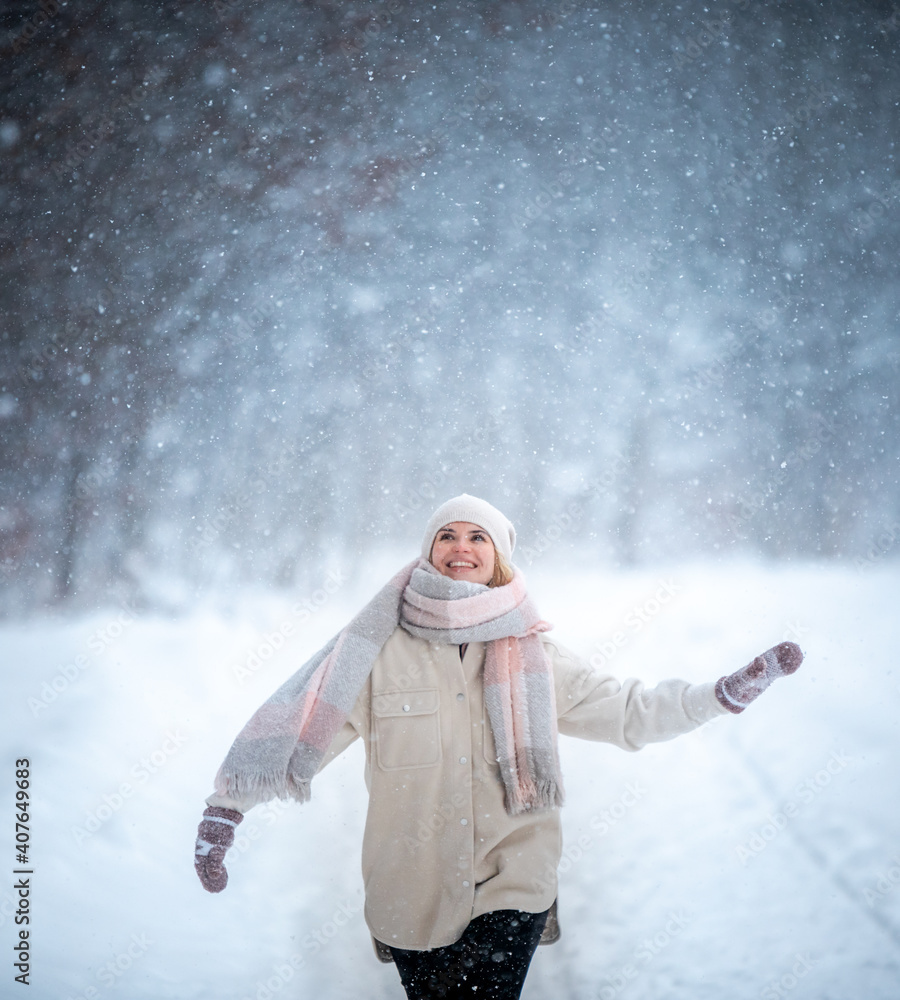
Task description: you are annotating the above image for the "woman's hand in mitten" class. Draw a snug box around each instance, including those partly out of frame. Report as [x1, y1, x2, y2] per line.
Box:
[194, 806, 243, 892]
[715, 641, 803, 714]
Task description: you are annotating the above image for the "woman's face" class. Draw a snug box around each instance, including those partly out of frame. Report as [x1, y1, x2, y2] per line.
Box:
[430, 521, 496, 586]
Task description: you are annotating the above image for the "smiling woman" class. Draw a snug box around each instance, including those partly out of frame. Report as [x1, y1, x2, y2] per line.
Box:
[430, 523, 497, 586]
[422, 494, 516, 589]
[194, 493, 803, 1000]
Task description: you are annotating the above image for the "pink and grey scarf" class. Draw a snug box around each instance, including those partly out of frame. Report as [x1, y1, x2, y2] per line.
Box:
[214, 559, 564, 815]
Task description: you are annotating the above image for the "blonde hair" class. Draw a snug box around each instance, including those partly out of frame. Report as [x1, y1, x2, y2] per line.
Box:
[489, 548, 515, 588]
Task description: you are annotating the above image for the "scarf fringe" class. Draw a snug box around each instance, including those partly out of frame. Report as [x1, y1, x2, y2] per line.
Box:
[215, 767, 312, 807]
[503, 777, 565, 816]
[499, 748, 565, 815]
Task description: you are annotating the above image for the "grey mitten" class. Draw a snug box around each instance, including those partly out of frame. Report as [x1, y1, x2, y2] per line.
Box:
[194, 806, 243, 892]
[715, 641, 803, 713]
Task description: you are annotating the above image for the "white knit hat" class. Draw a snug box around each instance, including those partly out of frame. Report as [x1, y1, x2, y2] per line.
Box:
[421, 494, 516, 564]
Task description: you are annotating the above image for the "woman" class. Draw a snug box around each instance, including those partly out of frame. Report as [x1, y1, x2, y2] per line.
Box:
[194, 494, 802, 999]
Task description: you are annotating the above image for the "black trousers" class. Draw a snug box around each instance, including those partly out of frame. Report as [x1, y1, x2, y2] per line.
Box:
[389, 908, 549, 999]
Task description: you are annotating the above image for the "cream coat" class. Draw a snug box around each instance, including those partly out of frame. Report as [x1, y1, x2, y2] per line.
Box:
[208, 626, 727, 950]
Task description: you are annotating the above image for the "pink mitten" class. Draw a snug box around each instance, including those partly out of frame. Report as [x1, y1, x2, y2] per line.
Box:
[194, 806, 243, 892]
[715, 641, 803, 714]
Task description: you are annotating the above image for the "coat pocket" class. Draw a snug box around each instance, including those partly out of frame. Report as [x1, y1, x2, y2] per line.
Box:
[372, 688, 442, 771]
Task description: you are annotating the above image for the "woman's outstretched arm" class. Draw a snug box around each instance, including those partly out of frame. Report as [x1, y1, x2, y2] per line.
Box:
[548, 638, 802, 750]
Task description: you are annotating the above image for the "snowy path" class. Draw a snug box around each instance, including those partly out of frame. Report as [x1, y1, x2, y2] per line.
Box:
[3, 562, 899, 999]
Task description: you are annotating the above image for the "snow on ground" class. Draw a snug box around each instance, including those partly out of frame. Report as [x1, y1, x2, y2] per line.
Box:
[2, 560, 899, 1000]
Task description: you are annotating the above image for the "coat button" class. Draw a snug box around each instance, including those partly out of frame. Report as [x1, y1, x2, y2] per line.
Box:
[402, 705, 410, 712]
[460, 818, 468, 826]
[459, 756, 467, 765]
[463, 880, 470, 887]
[456, 693, 465, 701]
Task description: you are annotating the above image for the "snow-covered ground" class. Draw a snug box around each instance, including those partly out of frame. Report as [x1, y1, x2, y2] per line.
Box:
[3, 560, 899, 1000]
